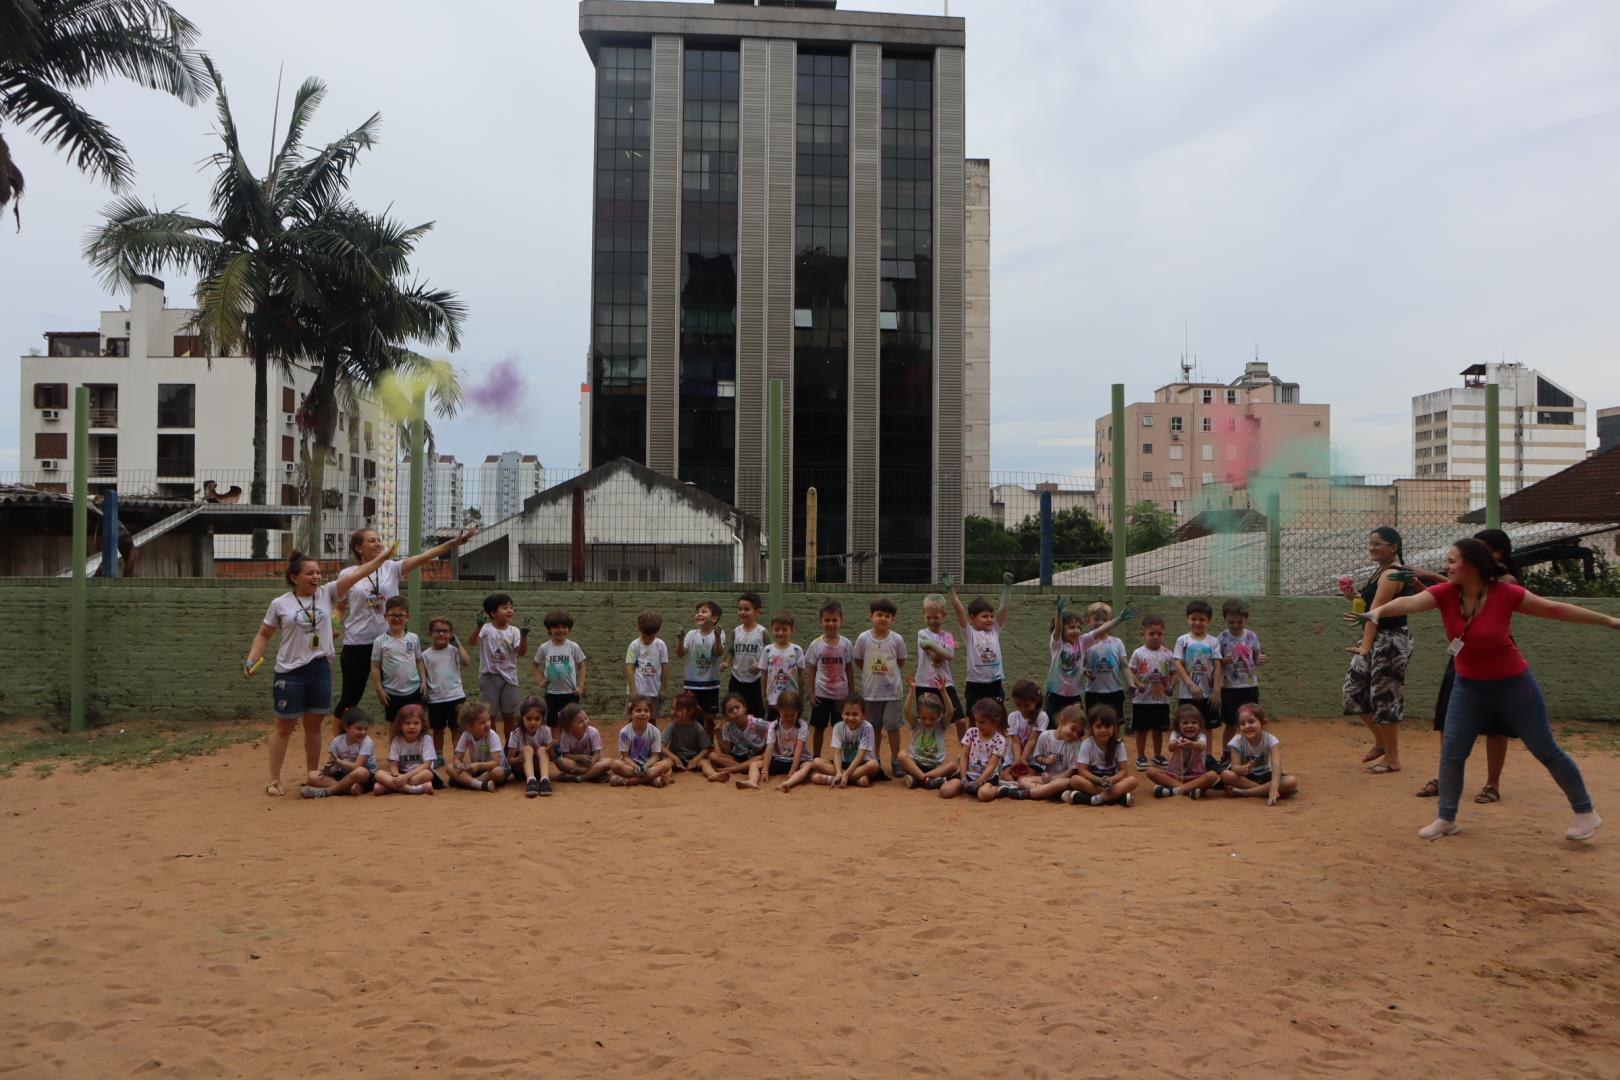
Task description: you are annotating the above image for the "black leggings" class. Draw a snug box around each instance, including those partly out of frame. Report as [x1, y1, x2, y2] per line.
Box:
[335, 642, 373, 720]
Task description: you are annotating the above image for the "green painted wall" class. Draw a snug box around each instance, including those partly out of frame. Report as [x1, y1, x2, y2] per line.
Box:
[3, 580, 1616, 724]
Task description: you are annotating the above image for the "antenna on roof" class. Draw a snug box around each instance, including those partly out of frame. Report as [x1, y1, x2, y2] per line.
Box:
[1179, 320, 1194, 382]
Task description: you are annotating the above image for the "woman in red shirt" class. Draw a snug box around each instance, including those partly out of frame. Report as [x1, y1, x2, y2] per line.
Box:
[1350, 538, 1617, 843]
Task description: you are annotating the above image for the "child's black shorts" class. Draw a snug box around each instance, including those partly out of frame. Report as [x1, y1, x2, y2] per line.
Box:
[427, 698, 464, 735]
[767, 756, 799, 777]
[1131, 703, 1170, 732]
[809, 696, 845, 729]
[1044, 692, 1083, 722]
[1084, 691, 1126, 723]
[728, 677, 765, 719]
[689, 686, 721, 719]
[965, 680, 1004, 710]
[917, 684, 965, 723]
[1220, 686, 1260, 726]
[1182, 697, 1221, 730]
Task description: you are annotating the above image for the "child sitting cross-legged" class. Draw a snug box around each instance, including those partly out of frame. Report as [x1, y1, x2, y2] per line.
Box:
[939, 699, 1007, 803]
[302, 708, 378, 798]
[898, 674, 958, 791]
[609, 697, 672, 788]
[1060, 704, 1139, 807]
[1146, 704, 1220, 800]
[449, 701, 509, 792]
[1014, 704, 1086, 801]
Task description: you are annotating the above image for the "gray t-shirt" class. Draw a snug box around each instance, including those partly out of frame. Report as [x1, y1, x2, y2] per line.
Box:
[663, 720, 712, 761]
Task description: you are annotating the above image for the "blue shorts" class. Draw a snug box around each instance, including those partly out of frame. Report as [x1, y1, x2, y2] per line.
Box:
[272, 658, 332, 720]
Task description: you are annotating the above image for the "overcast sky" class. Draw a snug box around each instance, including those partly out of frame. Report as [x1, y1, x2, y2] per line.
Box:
[5, 0, 1618, 483]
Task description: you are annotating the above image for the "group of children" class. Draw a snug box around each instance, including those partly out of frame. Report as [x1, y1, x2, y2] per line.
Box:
[301, 584, 1297, 806]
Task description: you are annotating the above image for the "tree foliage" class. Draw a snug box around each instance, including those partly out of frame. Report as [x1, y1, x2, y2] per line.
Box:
[1522, 554, 1620, 598]
[964, 506, 1111, 582]
[1125, 500, 1178, 555]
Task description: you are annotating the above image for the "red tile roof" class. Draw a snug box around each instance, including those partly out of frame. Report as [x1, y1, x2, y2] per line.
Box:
[1462, 446, 1620, 524]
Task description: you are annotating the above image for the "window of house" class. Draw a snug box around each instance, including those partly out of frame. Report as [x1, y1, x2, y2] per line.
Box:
[1171, 500, 1183, 515]
[105, 337, 130, 357]
[1202, 444, 1213, 460]
[281, 386, 296, 413]
[1169, 473, 1184, 489]
[1226, 389, 1238, 404]
[35, 432, 68, 459]
[172, 335, 204, 357]
[1201, 417, 1213, 432]
[282, 435, 295, 462]
[1141, 415, 1154, 427]
[1169, 444, 1184, 460]
[1170, 416, 1183, 432]
[157, 434, 195, 476]
[1142, 443, 1153, 455]
[1202, 472, 1214, 485]
[157, 383, 194, 427]
[33, 383, 68, 409]
[1201, 389, 1213, 403]
[281, 484, 300, 504]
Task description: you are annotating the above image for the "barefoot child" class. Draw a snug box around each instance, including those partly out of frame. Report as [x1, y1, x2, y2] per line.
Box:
[1147, 704, 1219, 799]
[766, 691, 817, 791]
[553, 704, 612, 783]
[423, 617, 470, 767]
[1129, 615, 1175, 770]
[609, 698, 671, 787]
[662, 692, 717, 780]
[853, 597, 908, 778]
[939, 699, 1006, 802]
[947, 572, 1013, 710]
[1062, 704, 1138, 807]
[506, 697, 554, 798]
[816, 698, 880, 789]
[302, 708, 377, 797]
[803, 600, 853, 758]
[712, 692, 770, 787]
[898, 675, 957, 790]
[450, 701, 509, 792]
[375, 703, 437, 795]
[476, 593, 528, 741]
[370, 596, 427, 725]
[624, 610, 669, 717]
[1220, 704, 1298, 804]
[1018, 705, 1085, 801]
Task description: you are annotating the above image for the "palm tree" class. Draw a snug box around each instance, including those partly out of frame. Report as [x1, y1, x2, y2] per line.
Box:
[1, 0, 206, 228]
[84, 59, 381, 558]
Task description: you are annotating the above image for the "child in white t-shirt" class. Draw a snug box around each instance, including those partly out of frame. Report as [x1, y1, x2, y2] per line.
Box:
[1061, 704, 1138, 807]
[916, 593, 965, 735]
[422, 617, 471, 767]
[506, 697, 554, 798]
[532, 608, 588, 718]
[450, 701, 509, 792]
[552, 704, 612, 783]
[369, 595, 427, 725]
[765, 690, 820, 792]
[675, 600, 727, 723]
[609, 698, 671, 787]
[898, 675, 957, 791]
[301, 709, 377, 797]
[1004, 680, 1049, 776]
[476, 592, 528, 740]
[1017, 705, 1086, 801]
[1146, 704, 1220, 799]
[813, 699, 880, 789]
[947, 573, 1013, 712]
[760, 613, 806, 720]
[374, 703, 437, 795]
[940, 699, 1007, 803]
[624, 610, 669, 717]
[726, 590, 770, 720]
[1220, 704, 1297, 804]
[712, 692, 771, 788]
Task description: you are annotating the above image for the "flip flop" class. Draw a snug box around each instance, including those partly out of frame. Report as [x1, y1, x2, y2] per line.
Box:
[1416, 778, 1439, 798]
[1366, 762, 1400, 774]
[1361, 746, 1386, 763]
[1474, 785, 1500, 804]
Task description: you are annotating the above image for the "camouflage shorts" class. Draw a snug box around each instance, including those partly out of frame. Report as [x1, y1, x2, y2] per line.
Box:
[1342, 627, 1413, 726]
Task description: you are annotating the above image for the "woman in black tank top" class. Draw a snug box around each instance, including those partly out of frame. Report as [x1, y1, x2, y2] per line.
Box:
[1341, 527, 1418, 773]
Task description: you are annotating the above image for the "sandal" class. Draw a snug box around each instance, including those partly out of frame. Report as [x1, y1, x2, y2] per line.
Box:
[1415, 778, 1439, 798]
[1361, 745, 1386, 764]
[266, 782, 285, 797]
[1366, 762, 1400, 774]
[1474, 785, 1500, 804]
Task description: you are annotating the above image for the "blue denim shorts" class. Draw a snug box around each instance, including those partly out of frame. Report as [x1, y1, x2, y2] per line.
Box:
[273, 658, 333, 720]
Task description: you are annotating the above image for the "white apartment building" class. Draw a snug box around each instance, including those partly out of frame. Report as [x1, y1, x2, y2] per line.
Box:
[397, 448, 465, 536]
[477, 451, 544, 524]
[1412, 363, 1586, 492]
[17, 276, 399, 558]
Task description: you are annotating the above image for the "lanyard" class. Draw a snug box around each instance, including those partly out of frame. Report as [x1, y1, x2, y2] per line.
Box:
[295, 590, 321, 647]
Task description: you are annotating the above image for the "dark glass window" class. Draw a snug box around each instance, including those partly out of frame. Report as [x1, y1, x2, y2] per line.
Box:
[590, 43, 652, 467]
[157, 383, 195, 427]
[679, 46, 739, 503]
[33, 383, 68, 409]
[793, 50, 850, 581]
[1536, 377, 1574, 424]
[157, 433, 195, 477]
[879, 53, 933, 583]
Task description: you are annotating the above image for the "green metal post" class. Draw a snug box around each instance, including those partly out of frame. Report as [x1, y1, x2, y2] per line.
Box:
[768, 379, 784, 611]
[1265, 491, 1281, 597]
[407, 391, 426, 637]
[1111, 383, 1127, 614]
[1484, 381, 1501, 529]
[70, 386, 89, 732]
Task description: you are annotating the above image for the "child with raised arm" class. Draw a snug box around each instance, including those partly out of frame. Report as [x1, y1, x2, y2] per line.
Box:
[1171, 600, 1225, 764]
[916, 593, 964, 734]
[727, 591, 769, 720]
[624, 610, 668, 719]
[370, 596, 427, 726]
[898, 675, 957, 791]
[1082, 601, 1132, 722]
[803, 600, 854, 758]
[814, 697, 880, 789]
[609, 697, 671, 787]
[947, 572, 1013, 709]
[853, 597, 908, 779]
[1220, 704, 1298, 804]
[1061, 704, 1139, 807]
[1044, 596, 1089, 722]
[302, 708, 377, 798]
[374, 703, 437, 796]
[675, 600, 727, 724]
[760, 612, 806, 722]
[532, 609, 588, 722]
[450, 700, 509, 792]
[476, 592, 528, 741]
[1129, 614, 1176, 770]
[506, 697, 554, 798]
[1217, 599, 1265, 764]
[662, 691, 717, 780]
[423, 617, 470, 767]
[1147, 704, 1220, 799]
[552, 704, 612, 783]
[939, 699, 1006, 802]
[1017, 705, 1085, 801]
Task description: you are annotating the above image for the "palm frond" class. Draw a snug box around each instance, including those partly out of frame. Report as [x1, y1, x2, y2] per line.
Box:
[2, 69, 133, 188]
[80, 194, 219, 289]
[268, 76, 326, 188]
[0, 131, 24, 229]
[280, 113, 381, 220]
[23, 24, 207, 103]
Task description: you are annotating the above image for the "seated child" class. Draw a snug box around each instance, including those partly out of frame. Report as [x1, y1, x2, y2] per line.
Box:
[662, 691, 716, 780]
[711, 692, 771, 786]
[1220, 704, 1297, 804]
[939, 699, 1007, 803]
[609, 697, 672, 787]
[302, 708, 377, 797]
[765, 690, 817, 792]
[450, 701, 509, 792]
[898, 674, 958, 791]
[1016, 705, 1085, 801]
[1146, 704, 1219, 799]
[552, 704, 612, 783]
[813, 697, 880, 789]
[506, 697, 554, 798]
[374, 703, 437, 796]
[1004, 679, 1049, 778]
[1061, 704, 1139, 807]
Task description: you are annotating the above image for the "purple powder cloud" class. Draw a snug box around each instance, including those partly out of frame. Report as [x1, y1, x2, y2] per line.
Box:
[465, 359, 529, 416]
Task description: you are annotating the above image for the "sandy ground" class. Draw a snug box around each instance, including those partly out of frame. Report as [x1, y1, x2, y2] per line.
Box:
[1, 719, 1617, 1079]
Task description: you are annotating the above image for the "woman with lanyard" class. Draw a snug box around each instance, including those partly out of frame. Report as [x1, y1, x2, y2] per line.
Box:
[245, 544, 393, 796]
[1410, 529, 1520, 803]
[333, 526, 476, 721]
[1349, 537, 1614, 842]
[1340, 526, 1420, 774]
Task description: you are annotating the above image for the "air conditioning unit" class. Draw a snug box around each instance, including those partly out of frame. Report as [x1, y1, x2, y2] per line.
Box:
[40, 459, 60, 471]
[1170, 431, 1180, 441]
[40, 409, 61, 421]
[283, 411, 295, 427]
[283, 462, 296, 475]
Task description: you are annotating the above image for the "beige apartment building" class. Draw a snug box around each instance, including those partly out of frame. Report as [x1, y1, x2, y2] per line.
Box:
[1093, 361, 1331, 525]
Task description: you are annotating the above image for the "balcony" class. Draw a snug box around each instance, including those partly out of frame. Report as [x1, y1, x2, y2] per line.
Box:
[88, 456, 118, 478]
[88, 408, 118, 429]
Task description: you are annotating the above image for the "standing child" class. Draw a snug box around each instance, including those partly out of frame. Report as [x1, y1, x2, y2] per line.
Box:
[1005, 680, 1049, 777]
[727, 591, 769, 720]
[898, 675, 957, 791]
[916, 594, 964, 733]
[1044, 596, 1090, 723]
[374, 703, 437, 795]
[624, 610, 669, 718]
[1082, 601, 1132, 725]
[609, 697, 671, 787]
[370, 596, 427, 725]
[662, 691, 717, 780]
[302, 707, 377, 798]
[765, 690, 817, 792]
[676, 600, 727, 726]
[1220, 704, 1298, 804]
[552, 704, 612, 783]
[803, 600, 854, 758]
[711, 692, 771, 786]
[814, 697, 879, 789]
[1171, 600, 1225, 766]
[939, 699, 1006, 802]
[423, 617, 470, 767]
[1017, 705, 1085, 801]
[450, 700, 509, 792]
[760, 613, 806, 722]
[947, 572, 1013, 710]
[532, 609, 588, 722]
[1129, 615, 1176, 770]
[1062, 705, 1139, 807]
[1147, 705, 1220, 799]
[1218, 600, 1265, 766]
[506, 697, 554, 798]
[476, 592, 528, 741]
[853, 597, 909, 778]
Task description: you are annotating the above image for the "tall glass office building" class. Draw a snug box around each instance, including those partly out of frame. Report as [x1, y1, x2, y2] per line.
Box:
[580, 0, 966, 583]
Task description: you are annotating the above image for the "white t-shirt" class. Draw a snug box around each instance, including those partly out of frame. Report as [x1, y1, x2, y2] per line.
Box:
[1004, 708, 1048, 764]
[262, 582, 340, 673]
[682, 628, 725, 688]
[535, 638, 588, 695]
[1173, 634, 1223, 700]
[853, 630, 908, 702]
[478, 623, 523, 685]
[1219, 629, 1262, 689]
[329, 733, 377, 770]
[1046, 631, 1092, 697]
[964, 624, 1004, 683]
[370, 631, 422, 695]
[557, 727, 602, 758]
[340, 558, 403, 646]
[1031, 728, 1081, 774]
[831, 719, 875, 765]
[617, 723, 662, 762]
[915, 627, 956, 688]
[729, 624, 769, 684]
[961, 726, 1006, 779]
[720, 715, 770, 756]
[1228, 731, 1280, 773]
[761, 643, 804, 706]
[506, 724, 553, 753]
[624, 637, 669, 697]
[803, 635, 853, 700]
[907, 718, 951, 768]
[766, 718, 811, 761]
[388, 734, 436, 771]
[1130, 645, 1176, 705]
[422, 644, 466, 704]
[1083, 637, 1128, 695]
[1166, 731, 1208, 778]
[455, 728, 503, 764]
[1078, 736, 1127, 778]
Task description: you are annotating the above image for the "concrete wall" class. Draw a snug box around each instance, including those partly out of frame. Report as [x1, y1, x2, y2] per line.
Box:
[963, 159, 992, 519]
[4, 581, 1616, 724]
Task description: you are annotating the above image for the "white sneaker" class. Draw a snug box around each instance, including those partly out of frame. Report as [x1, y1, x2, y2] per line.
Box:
[1418, 818, 1460, 840]
[1566, 812, 1602, 842]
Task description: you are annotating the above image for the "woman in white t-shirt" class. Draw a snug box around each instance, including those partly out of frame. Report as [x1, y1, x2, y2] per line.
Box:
[244, 547, 386, 796]
[333, 526, 477, 721]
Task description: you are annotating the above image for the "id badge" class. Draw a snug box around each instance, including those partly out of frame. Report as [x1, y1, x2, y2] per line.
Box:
[1448, 638, 1465, 657]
